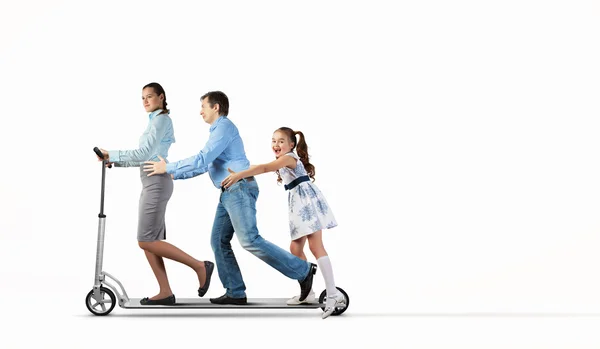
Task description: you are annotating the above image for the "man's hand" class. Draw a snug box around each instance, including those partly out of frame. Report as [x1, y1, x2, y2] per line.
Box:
[143, 156, 167, 177]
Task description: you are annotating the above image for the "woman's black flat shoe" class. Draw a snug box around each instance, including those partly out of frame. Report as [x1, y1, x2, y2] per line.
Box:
[140, 294, 176, 305]
[198, 261, 214, 297]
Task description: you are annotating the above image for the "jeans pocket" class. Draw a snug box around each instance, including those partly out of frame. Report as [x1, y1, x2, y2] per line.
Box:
[227, 182, 243, 194]
[248, 187, 259, 201]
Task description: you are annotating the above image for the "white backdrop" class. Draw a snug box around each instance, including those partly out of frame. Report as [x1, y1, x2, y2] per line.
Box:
[1, 0, 600, 347]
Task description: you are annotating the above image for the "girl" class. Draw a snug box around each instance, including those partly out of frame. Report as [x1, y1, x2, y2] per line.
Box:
[96, 82, 214, 305]
[221, 127, 344, 319]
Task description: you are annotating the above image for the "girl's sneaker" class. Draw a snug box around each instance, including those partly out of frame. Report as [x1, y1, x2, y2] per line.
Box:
[322, 292, 346, 319]
[286, 290, 315, 305]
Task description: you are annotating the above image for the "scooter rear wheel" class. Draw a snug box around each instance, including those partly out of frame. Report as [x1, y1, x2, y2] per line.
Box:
[319, 287, 349, 316]
[85, 286, 116, 316]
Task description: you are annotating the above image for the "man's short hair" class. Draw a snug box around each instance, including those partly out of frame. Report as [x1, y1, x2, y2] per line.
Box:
[201, 91, 229, 116]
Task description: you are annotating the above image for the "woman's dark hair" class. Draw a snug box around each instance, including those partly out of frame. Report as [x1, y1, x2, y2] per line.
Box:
[143, 82, 169, 115]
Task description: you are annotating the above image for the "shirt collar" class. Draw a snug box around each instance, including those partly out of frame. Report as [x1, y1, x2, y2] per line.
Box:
[209, 116, 226, 131]
[149, 109, 164, 120]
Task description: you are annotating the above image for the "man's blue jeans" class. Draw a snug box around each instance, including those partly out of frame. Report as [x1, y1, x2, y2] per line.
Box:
[210, 179, 310, 298]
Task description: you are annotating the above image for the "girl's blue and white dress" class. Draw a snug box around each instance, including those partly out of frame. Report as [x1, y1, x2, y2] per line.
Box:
[279, 152, 337, 240]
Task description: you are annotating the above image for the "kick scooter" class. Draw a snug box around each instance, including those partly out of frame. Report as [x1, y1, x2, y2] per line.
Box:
[85, 147, 350, 316]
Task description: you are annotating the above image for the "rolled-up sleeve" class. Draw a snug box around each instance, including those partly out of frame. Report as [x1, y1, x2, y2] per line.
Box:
[113, 161, 142, 168]
[167, 121, 233, 180]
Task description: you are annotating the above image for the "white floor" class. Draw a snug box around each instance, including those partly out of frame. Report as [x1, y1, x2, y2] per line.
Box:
[3, 280, 600, 349]
[6, 308, 600, 348]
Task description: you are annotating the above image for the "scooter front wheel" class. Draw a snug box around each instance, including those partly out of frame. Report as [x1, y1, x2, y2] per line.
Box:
[85, 286, 116, 316]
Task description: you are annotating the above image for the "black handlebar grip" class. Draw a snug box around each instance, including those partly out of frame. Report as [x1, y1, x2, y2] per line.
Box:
[93, 147, 112, 168]
[93, 147, 103, 158]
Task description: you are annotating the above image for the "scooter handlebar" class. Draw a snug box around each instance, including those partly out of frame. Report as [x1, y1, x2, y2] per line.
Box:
[93, 147, 112, 168]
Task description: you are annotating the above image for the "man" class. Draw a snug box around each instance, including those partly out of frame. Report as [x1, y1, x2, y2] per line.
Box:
[143, 91, 316, 305]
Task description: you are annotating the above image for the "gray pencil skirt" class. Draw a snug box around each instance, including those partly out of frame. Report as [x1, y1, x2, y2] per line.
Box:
[137, 167, 173, 242]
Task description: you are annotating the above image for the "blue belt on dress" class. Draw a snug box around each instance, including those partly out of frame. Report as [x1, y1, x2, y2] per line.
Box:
[284, 175, 310, 190]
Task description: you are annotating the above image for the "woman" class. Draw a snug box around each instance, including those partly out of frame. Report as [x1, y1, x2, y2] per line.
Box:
[97, 82, 214, 305]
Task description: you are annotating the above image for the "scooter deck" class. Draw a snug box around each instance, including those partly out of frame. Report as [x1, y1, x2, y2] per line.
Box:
[122, 298, 324, 309]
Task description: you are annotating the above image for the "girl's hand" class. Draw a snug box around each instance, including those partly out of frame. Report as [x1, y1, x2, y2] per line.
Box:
[221, 168, 242, 188]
